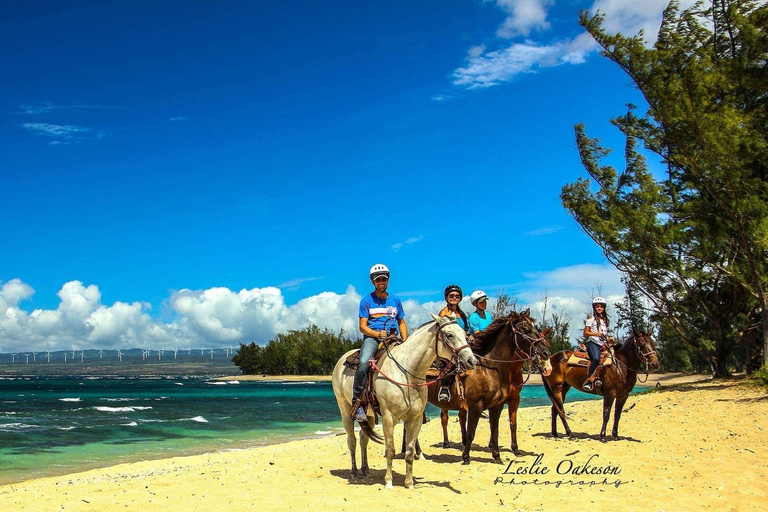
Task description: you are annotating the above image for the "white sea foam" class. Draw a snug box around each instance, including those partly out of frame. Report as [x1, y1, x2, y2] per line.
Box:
[101, 398, 133, 402]
[174, 383, 184, 386]
[122, 421, 138, 427]
[94, 406, 153, 413]
[206, 381, 227, 385]
[59, 398, 81, 402]
[56, 426, 76, 431]
[183, 416, 209, 423]
[227, 380, 240, 384]
[0, 422, 36, 430]
[314, 430, 332, 435]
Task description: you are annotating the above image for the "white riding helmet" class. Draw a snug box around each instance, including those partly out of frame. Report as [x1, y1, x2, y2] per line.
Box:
[470, 290, 488, 306]
[592, 296, 607, 305]
[369, 263, 390, 280]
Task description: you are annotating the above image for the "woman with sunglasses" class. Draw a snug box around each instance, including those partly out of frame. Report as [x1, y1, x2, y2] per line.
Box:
[351, 263, 408, 421]
[436, 284, 469, 402]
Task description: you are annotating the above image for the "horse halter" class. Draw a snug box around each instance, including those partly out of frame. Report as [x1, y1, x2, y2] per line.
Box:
[510, 322, 550, 366]
[434, 318, 473, 360]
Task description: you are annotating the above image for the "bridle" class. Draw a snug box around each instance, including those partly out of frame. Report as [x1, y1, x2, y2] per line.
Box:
[372, 319, 473, 388]
[475, 321, 550, 366]
[614, 334, 657, 383]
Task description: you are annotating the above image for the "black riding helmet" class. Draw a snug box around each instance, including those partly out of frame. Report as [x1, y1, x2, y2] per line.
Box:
[444, 284, 463, 301]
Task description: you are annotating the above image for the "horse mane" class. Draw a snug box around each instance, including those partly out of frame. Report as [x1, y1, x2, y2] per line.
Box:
[472, 311, 535, 356]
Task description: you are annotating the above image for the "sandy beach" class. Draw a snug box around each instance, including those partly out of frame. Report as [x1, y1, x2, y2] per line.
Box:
[1, 375, 765, 512]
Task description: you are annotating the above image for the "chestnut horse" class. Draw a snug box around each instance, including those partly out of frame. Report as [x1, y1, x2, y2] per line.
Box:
[541, 331, 659, 442]
[426, 310, 552, 464]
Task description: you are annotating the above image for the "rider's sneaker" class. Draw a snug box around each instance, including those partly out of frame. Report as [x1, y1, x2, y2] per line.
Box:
[438, 387, 451, 402]
[354, 406, 368, 422]
[583, 380, 594, 391]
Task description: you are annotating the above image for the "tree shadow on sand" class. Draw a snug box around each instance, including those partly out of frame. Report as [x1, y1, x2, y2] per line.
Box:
[328, 468, 463, 493]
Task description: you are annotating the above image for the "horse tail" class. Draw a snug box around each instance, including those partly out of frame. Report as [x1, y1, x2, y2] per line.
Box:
[540, 372, 556, 405]
[358, 419, 384, 444]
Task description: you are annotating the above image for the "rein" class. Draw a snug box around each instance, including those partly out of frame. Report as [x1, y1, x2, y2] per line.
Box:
[373, 319, 470, 388]
[613, 337, 657, 383]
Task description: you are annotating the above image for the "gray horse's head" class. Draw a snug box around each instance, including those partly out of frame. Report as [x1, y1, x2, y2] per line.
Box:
[430, 313, 477, 370]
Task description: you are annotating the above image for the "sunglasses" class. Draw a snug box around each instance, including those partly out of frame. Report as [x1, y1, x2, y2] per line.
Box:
[373, 276, 389, 282]
[447, 294, 461, 299]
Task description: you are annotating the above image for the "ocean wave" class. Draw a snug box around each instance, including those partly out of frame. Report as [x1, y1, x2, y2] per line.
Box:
[276, 381, 317, 385]
[0, 422, 37, 430]
[314, 430, 332, 435]
[206, 382, 227, 385]
[59, 398, 81, 402]
[122, 421, 138, 427]
[227, 381, 240, 384]
[101, 398, 134, 402]
[174, 383, 184, 386]
[181, 416, 208, 423]
[94, 406, 153, 413]
[56, 426, 76, 431]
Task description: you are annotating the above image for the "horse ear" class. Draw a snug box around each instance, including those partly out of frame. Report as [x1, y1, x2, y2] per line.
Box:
[542, 327, 552, 337]
[522, 308, 530, 317]
[430, 312, 443, 323]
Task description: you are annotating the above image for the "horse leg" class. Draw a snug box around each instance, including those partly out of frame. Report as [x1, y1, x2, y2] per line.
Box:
[403, 416, 422, 489]
[506, 388, 522, 456]
[441, 408, 450, 448]
[382, 414, 396, 489]
[600, 396, 615, 443]
[549, 382, 573, 439]
[459, 408, 468, 447]
[342, 413, 358, 477]
[461, 404, 483, 465]
[400, 424, 422, 459]
[487, 404, 505, 463]
[359, 425, 370, 476]
[611, 394, 630, 440]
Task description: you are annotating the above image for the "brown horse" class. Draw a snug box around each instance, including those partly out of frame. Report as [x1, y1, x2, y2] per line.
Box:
[426, 310, 552, 464]
[541, 332, 659, 442]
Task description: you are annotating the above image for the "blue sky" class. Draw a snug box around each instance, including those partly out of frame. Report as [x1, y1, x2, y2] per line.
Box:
[0, 0, 692, 351]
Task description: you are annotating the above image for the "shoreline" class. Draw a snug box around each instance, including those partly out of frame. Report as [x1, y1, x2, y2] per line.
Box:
[1, 378, 764, 511]
[215, 371, 711, 387]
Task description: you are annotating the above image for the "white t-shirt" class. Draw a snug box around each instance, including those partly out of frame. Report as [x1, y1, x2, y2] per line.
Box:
[585, 316, 608, 345]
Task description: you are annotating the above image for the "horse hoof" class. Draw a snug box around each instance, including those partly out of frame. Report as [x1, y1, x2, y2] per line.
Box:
[600, 437, 607, 443]
[442, 442, 448, 448]
[493, 457, 503, 464]
[462, 459, 470, 465]
[386, 482, 394, 490]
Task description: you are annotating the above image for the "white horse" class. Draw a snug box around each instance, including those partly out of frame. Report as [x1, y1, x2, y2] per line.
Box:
[332, 313, 477, 489]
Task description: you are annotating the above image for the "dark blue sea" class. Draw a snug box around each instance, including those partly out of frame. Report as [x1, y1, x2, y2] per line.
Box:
[0, 376, 603, 485]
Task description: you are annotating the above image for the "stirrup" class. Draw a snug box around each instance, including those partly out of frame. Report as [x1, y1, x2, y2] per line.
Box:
[438, 387, 451, 402]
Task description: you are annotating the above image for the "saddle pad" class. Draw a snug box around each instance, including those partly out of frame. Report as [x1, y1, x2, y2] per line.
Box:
[567, 353, 612, 367]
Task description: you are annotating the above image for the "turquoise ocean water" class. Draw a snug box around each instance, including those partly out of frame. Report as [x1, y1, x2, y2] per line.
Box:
[0, 376, 602, 485]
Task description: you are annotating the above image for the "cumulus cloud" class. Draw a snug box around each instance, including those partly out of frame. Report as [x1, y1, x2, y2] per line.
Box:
[453, 0, 698, 89]
[494, 0, 553, 38]
[0, 264, 629, 351]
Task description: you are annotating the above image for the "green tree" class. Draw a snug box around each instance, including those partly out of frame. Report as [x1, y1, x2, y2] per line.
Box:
[232, 325, 358, 375]
[562, 0, 767, 375]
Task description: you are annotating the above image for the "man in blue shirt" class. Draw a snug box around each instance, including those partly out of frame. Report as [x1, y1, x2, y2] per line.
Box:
[352, 263, 408, 421]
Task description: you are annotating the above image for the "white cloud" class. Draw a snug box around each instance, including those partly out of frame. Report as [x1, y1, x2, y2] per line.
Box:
[22, 123, 91, 138]
[494, 0, 553, 38]
[278, 276, 324, 291]
[169, 116, 187, 122]
[452, 0, 699, 89]
[19, 102, 116, 115]
[391, 235, 425, 252]
[0, 265, 629, 351]
[524, 225, 563, 237]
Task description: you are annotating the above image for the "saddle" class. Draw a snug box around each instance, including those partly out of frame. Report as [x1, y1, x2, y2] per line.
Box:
[345, 336, 403, 422]
[567, 345, 613, 369]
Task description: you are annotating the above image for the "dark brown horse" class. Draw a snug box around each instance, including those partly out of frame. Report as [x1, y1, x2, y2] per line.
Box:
[426, 310, 552, 464]
[541, 332, 659, 442]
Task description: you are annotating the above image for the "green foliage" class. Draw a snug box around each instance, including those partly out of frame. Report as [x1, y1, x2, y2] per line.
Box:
[232, 325, 358, 375]
[752, 366, 768, 389]
[563, 0, 768, 376]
